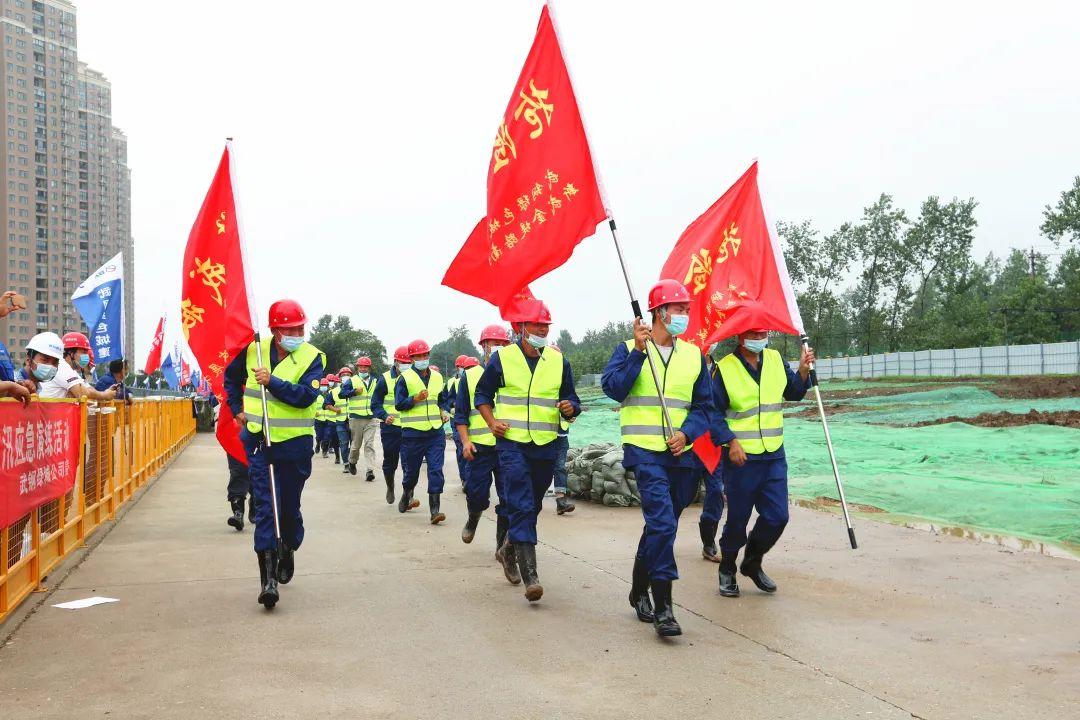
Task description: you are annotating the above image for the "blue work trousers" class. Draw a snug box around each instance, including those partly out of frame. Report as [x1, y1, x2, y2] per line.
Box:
[552, 435, 570, 493]
[719, 457, 789, 554]
[633, 463, 699, 581]
[248, 440, 312, 552]
[401, 431, 446, 494]
[464, 448, 505, 516]
[335, 422, 351, 462]
[701, 466, 725, 524]
[452, 430, 465, 483]
[381, 425, 402, 478]
[499, 443, 555, 545]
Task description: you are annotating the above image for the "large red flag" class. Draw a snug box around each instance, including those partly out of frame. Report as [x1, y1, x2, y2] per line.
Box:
[499, 286, 536, 322]
[660, 162, 804, 350]
[142, 315, 165, 374]
[442, 5, 607, 307]
[180, 143, 256, 463]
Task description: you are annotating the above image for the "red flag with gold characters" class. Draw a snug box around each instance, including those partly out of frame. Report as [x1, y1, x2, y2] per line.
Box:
[180, 143, 257, 463]
[659, 162, 805, 351]
[499, 286, 536, 322]
[442, 4, 607, 308]
[142, 315, 165, 374]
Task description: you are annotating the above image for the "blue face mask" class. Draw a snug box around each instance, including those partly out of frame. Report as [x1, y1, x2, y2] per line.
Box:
[33, 362, 58, 381]
[413, 359, 430, 371]
[279, 335, 304, 353]
[526, 334, 548, 349]
[664, 313, 689, 337]
[359, 372, 369, 380]
[743, 337, 769, 353]
[77, 353, 90, 368]
[396, 362, 411, 373]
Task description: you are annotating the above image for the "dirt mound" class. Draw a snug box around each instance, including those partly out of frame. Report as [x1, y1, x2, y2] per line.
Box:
[911, 409, 1080, 429]
[858, 374, 1080, 399]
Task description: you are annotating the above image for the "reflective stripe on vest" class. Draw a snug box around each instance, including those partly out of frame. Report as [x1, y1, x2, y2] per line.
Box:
[399, 368, 445, 431]
[347, 376, 375, 417]
[717, 348, 786, 454]
[314, 394, 328, 422]
[495, 343, 563, 446]
[242, 340, 322, 442]
[462, 365, 494, 446]
[381, 371, 400, 424]
[618, 338, 700, 452]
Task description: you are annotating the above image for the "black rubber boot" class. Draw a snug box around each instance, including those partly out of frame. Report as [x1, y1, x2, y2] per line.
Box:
[628, 555, 654, 623]
[650, 580, 682, 637]
[515, 543, 543, 602]
[365, 469, 375, 482]
[740, 539, 777, 593]
[718, 552, 741, 597]
[397, 486, 411, 513]
[247, 496, 256, 524]
[227, 498, 244, 531]
[384, 471, 395, 504]
[277, 543, 295, 585]
[555, 495, 575, 515]
[699, 519, 720, 563]
[495, 515, 509, 551]
[462, 511, 482, 543]
[257, 550, 279, 609]
[349, 462, 357, 476]
[429, 493, 446, 525]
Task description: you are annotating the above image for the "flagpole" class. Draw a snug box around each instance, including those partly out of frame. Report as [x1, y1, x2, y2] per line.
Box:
[227, 137, 283, 550]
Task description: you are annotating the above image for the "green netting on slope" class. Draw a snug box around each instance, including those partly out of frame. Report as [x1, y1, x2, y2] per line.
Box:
[806, 386, 1080, 425]
[568, 390, 1080, 546]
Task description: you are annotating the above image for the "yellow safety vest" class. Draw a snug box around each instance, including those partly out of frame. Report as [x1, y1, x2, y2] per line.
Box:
[447, 376, 459, 401]
[381, 370, 400, 425]
[346, 374, 375, 418]
[314, 393, 327, 422]
[496, 343, 563, 446]
[398, 368, 445, 432]
[330, 386, 348, 423]
[718, 348, 787, 454]
[619, 338, 700, 452]
[461, 364, 494, 447]
[242, 340, 324, 442]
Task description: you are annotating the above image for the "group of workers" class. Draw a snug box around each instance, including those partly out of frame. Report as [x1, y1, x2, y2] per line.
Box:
[219, 281, 814, 640]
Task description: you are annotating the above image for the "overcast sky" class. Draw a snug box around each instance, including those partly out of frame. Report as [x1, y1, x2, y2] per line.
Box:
[76, 0, 1080, 363]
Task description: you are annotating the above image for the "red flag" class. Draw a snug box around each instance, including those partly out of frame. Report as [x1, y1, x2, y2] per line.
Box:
[143, 315, 165, 374]
[442, 5, 607, 308]
[499, 286, 536, 322]
[659, 162, 805, 351]
[180, 144, 256, 463]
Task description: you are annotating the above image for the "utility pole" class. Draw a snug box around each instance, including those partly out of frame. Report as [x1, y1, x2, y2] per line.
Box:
[1030, 247, 1036, 279]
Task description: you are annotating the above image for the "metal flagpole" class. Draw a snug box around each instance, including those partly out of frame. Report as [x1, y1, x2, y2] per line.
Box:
[801, 334, 857, 549]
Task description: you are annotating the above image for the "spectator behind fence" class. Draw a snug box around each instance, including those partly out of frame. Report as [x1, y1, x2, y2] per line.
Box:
[0, 291, 31, 406]
[21, 331, 116, 402]
[95, 358, 132, 405]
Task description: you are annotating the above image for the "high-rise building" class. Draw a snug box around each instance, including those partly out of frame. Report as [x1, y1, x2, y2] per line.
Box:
[0, 0, 132, 359]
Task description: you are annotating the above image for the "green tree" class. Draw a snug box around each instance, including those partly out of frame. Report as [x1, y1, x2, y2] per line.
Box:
[307, 314, 388, 375]
[850, 194, 908, 353]
[1051, 246, 1080, 339]
[992, 249, 1058, 344]
[429, 325, 476, 375]
[1041, 176, 1080, 245]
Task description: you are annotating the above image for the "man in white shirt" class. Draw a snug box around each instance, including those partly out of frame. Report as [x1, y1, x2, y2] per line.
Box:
[25, 332, 116, 401]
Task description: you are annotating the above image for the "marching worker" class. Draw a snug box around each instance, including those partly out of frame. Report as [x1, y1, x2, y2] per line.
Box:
[372, 346, 409, 504]
[223, 299, 324, 610]
[324, 374, 343, 462]
[448, 355, 469, 488]
[712, 321, 814, 599]
[474, 299, 580, 603]
[314, 378, 330, 457]
[340, 356, 379, 481]
[698, 350, 725, 562]
[601, 280, 714, 637]
[548, 342, 576, 516]
[329, 366, 355, 474]
[225, 452, 254, 531]
[394, 339, 451, 523]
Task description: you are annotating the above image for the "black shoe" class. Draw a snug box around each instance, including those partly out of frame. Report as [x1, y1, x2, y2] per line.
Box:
[740, 547, 777, 593]
[384, 472, 395, 504]
[349, 462, 358, 476]
[629, 555, 654, 623]
[699, 520, 719, 563]
[334, 458, 341, 465]
[365, 469, 375, 482]
[496, 538, 522, 585]
[227, 498, 244, 531]
[514, 543, 542, 602]
[718, 552, 741, 597]
[247, 497, 256, 524]
[650, 580, 682, 637]
[462, 511, 482, 543]
[555, 496, 575, 515]
[257, 550, 279, 609]
[277, 543, 294, 584]
[429, 493, 446, 525]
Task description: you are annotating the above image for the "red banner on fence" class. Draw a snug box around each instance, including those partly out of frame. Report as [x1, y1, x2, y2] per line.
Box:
[0, 400, 82, 528]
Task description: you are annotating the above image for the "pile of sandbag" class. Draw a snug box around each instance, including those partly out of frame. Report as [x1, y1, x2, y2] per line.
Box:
[564, 443, 709, 507]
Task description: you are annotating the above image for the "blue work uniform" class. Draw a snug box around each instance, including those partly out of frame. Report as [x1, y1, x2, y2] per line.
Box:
[223, 346, 323, 553]
[602, 341, 715, 582]
[474, 343, 580, 545]
[0, 339, 15, 382]
[93, 374, 130, 400]
[711, 351, 810, 555]
[448, 373, 466, 483]
[324, 386, 352, 462]
[371, 368, 404, 480]
[701, 362, 732, 525]
[454, 370, 505, 518]
[394, 369, 450, 494]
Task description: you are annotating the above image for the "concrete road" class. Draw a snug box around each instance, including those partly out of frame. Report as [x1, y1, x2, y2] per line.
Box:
[1, 434, 1077, 719]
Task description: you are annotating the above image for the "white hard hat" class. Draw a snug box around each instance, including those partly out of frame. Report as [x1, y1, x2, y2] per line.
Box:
[27, 331, 64, 359]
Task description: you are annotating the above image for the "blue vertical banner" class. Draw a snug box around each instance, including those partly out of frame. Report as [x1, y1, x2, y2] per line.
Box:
[71, 252, 124, 365]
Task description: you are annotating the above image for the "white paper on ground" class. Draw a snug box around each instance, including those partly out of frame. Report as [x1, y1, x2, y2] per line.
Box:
[52, 596, 119, 610]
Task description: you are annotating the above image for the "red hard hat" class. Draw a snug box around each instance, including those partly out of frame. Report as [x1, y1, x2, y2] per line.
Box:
[454, 354, 469, 368]
[479, 324, 511, 343]
[357, 356, 372, 368]
[393, 346, 411, 364]
[327, 374, 340, 383]
[338, 366, 353, 376]
[462, 356, 480, 369]
[268, 299, 307, 328]
[513, 298, 551, 325]
[408, 339, 430, 356]
[62, 331, 91, 351]
[647, 279, 691, 311]
[320, 378, 328, 387]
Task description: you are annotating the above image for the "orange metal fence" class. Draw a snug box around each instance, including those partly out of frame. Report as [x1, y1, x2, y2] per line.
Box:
[0, 397, 196, 624]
